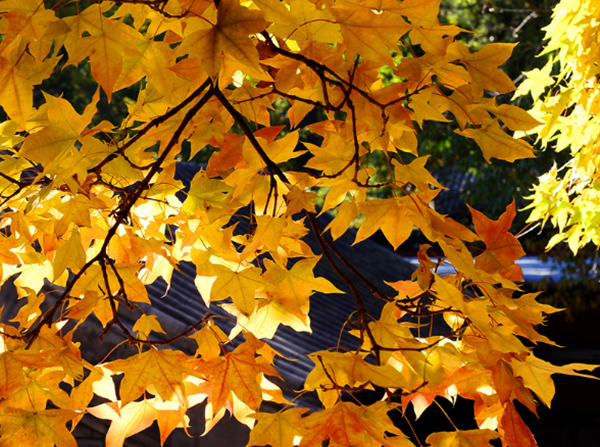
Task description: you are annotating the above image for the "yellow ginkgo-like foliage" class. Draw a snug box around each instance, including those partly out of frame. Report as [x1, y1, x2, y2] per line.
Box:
[0, 1, 596, 446]
[518, 0, 600, 253]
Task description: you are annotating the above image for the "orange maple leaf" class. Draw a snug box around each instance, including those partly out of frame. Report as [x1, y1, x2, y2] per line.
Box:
[298, 401, 412, 447]
[468, 200, 525, 281]
[426, 429, 500, 447]
[501, 401, 537, 447]
[104, 348, 192, 408]
[194, 341, 279, 416]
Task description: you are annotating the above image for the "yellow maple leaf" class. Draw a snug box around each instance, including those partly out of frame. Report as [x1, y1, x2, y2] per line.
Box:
[446, 41, 516, 100]
[89, 400, 158, 447]
[482, 103, 543, 132]
[331, 8, 411, 66]
[3, 368, 72, 412]
[324, 199, 358, 240]
[190, 323, 229, 359]
[62, 5, 143, 100]
[224, 299, 311, 339]
[176, 0, 268, 77]
[355, 198, 414, 249]
[52, 227, 87, 281]
[194, 341, 279, 416]
[19, 92, 98, 168]
[0, 46, 33, 126]
[393, 156, 445, 192]
[210, 264, 266, 316]
[305, 351, 408, 393]
[511, 354, 598, 407]
[247, 408, 309, 447]
[267, 0, 342, 44]
[457, 119, 535, 163]
[426, 429, 500, 447]
[0, 408, 78, 447]
[132, 314, 166, 338]
[263, 257, 343, 321]
[0, 349, 56, 398]
[240, 214, 287, 259]
[284, 185, 319, 217]
[366, 302, 418, 362]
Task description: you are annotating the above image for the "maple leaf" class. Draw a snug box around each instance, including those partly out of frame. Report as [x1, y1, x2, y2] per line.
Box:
[365, 301, 418, 362]
[355, 198, 414, 249]
[501, 401, 537, 447]
[3, 368, 72, 412]
[468, 201, 525, 281]
[330, 8, 411, 66]
[19, 92, 98, 169]
[104, 348, 193, 408]
[224, 299, 311, 339]
[481, 103, 543, 132]
[491, 360, 530, 407]
[263, 257, 343, 321]
[0, 408, 78, 447]
[132, 314, 166, 338]
[324, 199, 357, 240]
[305, 350, 408, 399]
[511, 354, 599, 407]
[89, 400, 159, 447]
[0, 46, 33, 126]
[62, 4, 143, 101]
[393, 156, 445, 192]
[446, 41, 516, 100]
[176, 0, 268, 77]
[247, 408, 309, 447]
[456, 119, 535, 163]
[426, 429, 500, 447]
[189, 323, 229, 359]
[193, 341, 279, 416]
[0, 349, 57, 398]
[52, 227, 87, 280]
[209, 264, 266, 316]
[298, 401, 412, 447]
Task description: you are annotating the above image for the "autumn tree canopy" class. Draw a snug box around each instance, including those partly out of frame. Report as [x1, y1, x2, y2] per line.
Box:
[0, 0, 596, 446]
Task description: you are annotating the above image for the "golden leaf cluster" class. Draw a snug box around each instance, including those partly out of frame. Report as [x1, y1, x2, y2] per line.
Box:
[518, 0, 600, 253]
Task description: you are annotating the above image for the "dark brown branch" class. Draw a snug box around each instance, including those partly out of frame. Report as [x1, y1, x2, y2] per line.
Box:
[90, 77, 212, 175]
[308, 213, 393, 303]
[0, 171, 23, 186]
[213, 86, 290, 188]
[23, 83, 215, 347]
[306, 211, 381, 363]
[112, 86, 215, 220]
